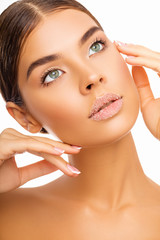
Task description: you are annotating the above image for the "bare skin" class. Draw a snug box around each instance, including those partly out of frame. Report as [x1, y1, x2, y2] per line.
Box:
[1, 9, 160, 240]
[1, 137, 160, 240]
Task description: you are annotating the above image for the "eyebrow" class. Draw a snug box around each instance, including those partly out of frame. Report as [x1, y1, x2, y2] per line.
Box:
[79, 26, 102, 46]
[26, 26, 102, 79]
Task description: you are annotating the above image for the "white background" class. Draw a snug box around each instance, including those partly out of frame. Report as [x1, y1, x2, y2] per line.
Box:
[0, 0, 160, 187]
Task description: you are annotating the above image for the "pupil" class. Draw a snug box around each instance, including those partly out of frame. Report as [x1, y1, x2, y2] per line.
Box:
[49, 70, 58, 78]
[92, 43, 100, 52]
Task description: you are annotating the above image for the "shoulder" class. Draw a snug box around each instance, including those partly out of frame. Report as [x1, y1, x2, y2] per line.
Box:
[0, 188, 35, 236]
[0, 184, 62, 239]
[134, 177, 160, 224]
[0, 177, 69, 218]
[146, 177, 160, 203]
[0, 185, 41, 202]
[0, 181, 60, 212]
[0, 187, 41, 218]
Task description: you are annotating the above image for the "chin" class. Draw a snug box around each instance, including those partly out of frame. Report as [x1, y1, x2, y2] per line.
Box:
[59, 112, 139, 149]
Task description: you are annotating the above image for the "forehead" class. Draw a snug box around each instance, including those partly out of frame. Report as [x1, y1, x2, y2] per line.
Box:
[20, 9, 98, 60]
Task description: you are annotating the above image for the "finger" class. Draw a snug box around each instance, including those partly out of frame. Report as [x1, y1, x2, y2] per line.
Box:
[0, 130, 81, 160]
[125, 56, 160, 74]
[132, 66, 155, 109]
[40, 153, 81, 176]
[19, 159, 58, 185]
[19, 157, 81, 185]
[3, 128, 82, 154]
[0, 137, 65, 162]
[31, 135, 82, 154]
[114, 41, 160, 59]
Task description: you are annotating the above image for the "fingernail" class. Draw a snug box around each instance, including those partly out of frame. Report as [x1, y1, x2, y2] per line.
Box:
[71, 145, 82, 150]
[114, 40, 127, 46]
[67, 164, 81, 174]
[54, 147, 65, 154]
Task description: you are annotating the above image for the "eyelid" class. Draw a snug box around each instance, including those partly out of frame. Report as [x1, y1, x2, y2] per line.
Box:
[40, 67, 64, 84]
[41, 67, 56, 82]
[89, 37, 107, 55]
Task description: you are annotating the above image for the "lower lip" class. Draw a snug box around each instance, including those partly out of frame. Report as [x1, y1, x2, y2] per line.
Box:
[90, 98, 123, 121]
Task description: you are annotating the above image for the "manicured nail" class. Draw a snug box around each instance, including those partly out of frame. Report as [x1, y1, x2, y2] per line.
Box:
[54, 147, 65, 154]
[67, 164, 81, 174]
[114, 40, 127, 46]
[71, 145, 82, 150]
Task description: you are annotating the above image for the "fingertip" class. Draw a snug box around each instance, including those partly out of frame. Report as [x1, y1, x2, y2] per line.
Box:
[114, 40, 127, 47]
[70, 145, 82, 150]
[66, 164, 81, 175]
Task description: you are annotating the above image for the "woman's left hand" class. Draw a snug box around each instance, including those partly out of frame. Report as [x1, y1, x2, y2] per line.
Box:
[114, 41, 160, 140]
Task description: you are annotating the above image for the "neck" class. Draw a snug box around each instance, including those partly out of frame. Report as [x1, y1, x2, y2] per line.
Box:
[60, 132, 148, 210]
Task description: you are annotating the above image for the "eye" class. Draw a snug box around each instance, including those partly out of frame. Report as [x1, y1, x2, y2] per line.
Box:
[41, 69, 63, 86]
[89, 41, 104, 56]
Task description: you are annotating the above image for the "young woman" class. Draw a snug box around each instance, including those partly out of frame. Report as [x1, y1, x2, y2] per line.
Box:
[0, 0, 160, 239]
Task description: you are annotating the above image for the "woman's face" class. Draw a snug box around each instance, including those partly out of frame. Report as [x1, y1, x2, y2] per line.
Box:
[18, 9, 139, 147]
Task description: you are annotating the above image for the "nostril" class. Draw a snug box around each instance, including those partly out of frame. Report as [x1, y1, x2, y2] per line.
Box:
[86, 84, 92, 90]
[86, 78, 104, 90]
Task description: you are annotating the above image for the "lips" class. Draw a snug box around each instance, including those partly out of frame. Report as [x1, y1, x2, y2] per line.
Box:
[89, 93, 123, 119]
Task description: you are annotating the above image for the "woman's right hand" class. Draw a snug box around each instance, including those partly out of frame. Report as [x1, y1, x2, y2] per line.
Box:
[0, 128, 81, 193]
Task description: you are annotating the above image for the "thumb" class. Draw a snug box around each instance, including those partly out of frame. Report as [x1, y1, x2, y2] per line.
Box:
[132, 66, 155, 110]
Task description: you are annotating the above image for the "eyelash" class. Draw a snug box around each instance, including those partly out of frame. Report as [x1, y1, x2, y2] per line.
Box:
[40, 67, 62, 87]
[40, 37, 107, 87]
[89, 37, 107, 53]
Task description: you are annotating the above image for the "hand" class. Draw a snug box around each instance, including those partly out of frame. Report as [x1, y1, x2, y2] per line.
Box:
[0, 128, 81, 193]
[114, 41, 160, 140]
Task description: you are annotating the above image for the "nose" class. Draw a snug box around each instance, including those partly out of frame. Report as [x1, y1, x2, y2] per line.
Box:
[78, 63, 106, 95]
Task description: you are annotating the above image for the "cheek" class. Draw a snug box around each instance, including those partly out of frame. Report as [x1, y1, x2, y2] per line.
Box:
[113, 53, 140, 133]
[96, 49, 140, 136]
[102, 48, 139, 104]
[112, 52, 140, 112]
[22, 86, 87, 141]
[20, 48, 140, 147]
[102, 49, 133, 88]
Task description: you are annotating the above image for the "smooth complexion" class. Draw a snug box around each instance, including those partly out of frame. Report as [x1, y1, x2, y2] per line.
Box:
[17, 9, 148, 206]
[18, 10, 139, 146]
[4, 9, 160, 239]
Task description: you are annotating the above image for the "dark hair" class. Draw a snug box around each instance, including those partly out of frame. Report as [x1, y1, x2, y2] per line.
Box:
[0, 0, 103, 133]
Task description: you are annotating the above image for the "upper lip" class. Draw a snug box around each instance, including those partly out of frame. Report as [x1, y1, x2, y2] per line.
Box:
[88, 93, 122, 118]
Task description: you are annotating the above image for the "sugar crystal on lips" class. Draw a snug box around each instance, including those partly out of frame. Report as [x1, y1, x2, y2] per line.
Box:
[89, 93, 123, 121]
[89, 93, 122, 118]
